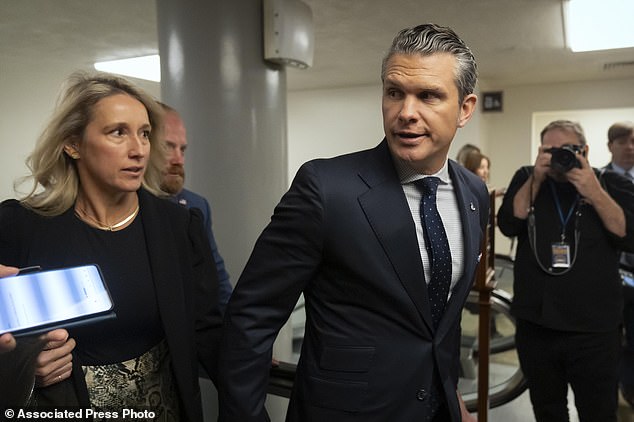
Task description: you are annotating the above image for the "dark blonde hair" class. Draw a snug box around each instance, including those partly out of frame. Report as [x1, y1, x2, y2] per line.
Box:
[463, 151, 489, 176]
[455, 143, 481, 166]
[17, 71, 166, 216]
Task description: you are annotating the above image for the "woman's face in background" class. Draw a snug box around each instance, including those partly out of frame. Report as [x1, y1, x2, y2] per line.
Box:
[476, 157, 490, 182]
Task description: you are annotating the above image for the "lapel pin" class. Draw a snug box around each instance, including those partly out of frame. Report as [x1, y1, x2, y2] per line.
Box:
[470, 202, 476, 211]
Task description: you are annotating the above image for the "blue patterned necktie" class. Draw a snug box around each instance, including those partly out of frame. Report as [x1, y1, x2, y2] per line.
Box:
[416, 177, 452, 329]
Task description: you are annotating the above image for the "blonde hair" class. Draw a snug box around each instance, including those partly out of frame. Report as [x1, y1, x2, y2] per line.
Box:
[16, 71, 166, 216]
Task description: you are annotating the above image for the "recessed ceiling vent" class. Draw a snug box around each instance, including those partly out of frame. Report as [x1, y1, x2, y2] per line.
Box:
[603, 61, 634, 71]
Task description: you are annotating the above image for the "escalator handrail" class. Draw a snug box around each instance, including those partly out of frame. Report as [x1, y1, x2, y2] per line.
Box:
[463, 289, 516, 355]
[461, 286, 528, 411]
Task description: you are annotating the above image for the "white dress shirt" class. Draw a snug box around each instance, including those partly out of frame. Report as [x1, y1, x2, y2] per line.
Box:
[394, 158, 465, 296]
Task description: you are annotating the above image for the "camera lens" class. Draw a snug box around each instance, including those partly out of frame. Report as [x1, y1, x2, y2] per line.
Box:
[550, 147, 579, 172]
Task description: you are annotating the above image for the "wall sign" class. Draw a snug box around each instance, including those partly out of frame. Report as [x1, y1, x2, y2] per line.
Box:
[482, 91, 503, 112]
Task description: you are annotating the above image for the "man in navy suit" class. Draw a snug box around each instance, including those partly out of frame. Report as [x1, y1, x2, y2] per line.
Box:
[160, 104, 233, 314]
[604, 121, 634, 407]
[219, 23, 488, 421]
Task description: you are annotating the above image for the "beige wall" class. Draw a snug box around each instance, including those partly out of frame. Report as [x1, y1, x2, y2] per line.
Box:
[480, 78, 634, 195]
[287, 84, 484, 184]
[0, 62, 160, 202]
[480, 78, 634, 254]
[287, 77, 634, 256]
[287, 77, 634, 197]
[5, 68, 631, 207]
[1, 66, 633, 255]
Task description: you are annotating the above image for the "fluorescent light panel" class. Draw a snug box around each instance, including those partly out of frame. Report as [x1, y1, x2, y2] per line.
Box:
[565, 0, 634, 52]
[94, 55, 161, 82]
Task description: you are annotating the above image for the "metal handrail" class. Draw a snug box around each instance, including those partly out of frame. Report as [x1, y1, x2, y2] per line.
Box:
[462, 289, 516, 355]
[460, 289, 527, 412]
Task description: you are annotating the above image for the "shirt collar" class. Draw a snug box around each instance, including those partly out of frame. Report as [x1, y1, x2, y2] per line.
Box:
[611, 162, 634, 177]
[393, 156, 450, 185]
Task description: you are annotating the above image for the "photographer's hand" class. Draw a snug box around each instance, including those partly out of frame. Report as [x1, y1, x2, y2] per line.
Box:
[533, 144, 552, 184]
[566, 152, 601, 199]
[512, 145, 551, 219]
[568, 153, 626, 237]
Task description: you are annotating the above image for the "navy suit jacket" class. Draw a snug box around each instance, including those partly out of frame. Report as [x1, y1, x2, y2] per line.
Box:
[603, 162, 634, 268]
[219, 140, 489, 421]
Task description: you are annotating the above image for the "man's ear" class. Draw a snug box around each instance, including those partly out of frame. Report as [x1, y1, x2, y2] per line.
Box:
[63, 144, 80, 160]
[458, 94, 477, 128]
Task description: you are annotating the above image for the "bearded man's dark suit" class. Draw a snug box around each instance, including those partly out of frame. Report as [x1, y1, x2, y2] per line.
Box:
[219, 140, 489, 421]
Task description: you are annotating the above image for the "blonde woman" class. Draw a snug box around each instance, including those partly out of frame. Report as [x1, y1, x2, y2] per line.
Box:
[0, 71, 221, 420]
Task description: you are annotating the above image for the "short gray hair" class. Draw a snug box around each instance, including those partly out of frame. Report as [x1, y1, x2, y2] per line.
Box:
[381, 23, 478, 103]
[540, 120, 587, 146]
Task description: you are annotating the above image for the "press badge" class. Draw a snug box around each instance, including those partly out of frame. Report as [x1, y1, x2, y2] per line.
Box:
[551, 242, 571, 268]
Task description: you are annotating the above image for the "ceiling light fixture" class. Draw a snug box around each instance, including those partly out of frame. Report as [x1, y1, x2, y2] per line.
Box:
[94, 55, 161, 82]
[563, 0, 634, 52]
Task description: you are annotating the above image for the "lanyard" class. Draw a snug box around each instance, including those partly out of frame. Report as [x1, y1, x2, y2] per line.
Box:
[548, 180, 579, 242]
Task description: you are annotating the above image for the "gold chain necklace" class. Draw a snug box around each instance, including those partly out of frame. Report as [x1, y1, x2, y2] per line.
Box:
[75, 204, 140, 232]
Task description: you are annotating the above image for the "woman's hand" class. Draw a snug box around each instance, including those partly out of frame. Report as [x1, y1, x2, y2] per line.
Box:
[0, 333, 16, 353]
[34, 329, 76, 387]
[0, 264, 18, 278]
[0, 265, 19, 353]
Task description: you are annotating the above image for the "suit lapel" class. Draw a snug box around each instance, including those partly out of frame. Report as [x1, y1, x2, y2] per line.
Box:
[138, 190, 187, 334]
[357, 142, 435, 334]
[356, 145, 486, 337]
[137, 190, 201, 421]
[437, 162, 484, 338]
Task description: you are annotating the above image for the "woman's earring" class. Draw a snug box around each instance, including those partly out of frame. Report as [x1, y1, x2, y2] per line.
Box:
[64, 144, 80, 160]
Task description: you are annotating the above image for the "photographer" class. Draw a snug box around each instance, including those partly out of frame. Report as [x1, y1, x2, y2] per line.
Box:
[497, 120, 634, 421]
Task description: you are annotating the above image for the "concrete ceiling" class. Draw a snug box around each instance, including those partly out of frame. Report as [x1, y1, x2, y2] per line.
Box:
[1, 0, 633, 91]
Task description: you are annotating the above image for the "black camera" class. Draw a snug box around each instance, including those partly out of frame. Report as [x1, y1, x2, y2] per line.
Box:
[548, 144, 584, 172]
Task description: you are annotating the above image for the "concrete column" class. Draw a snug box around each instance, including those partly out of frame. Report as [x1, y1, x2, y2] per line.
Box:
[156, 1, 291, 420]
[156, 0, 288, 281]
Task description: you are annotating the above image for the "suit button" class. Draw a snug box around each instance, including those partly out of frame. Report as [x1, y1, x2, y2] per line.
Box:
[416, 389, 427, 401]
